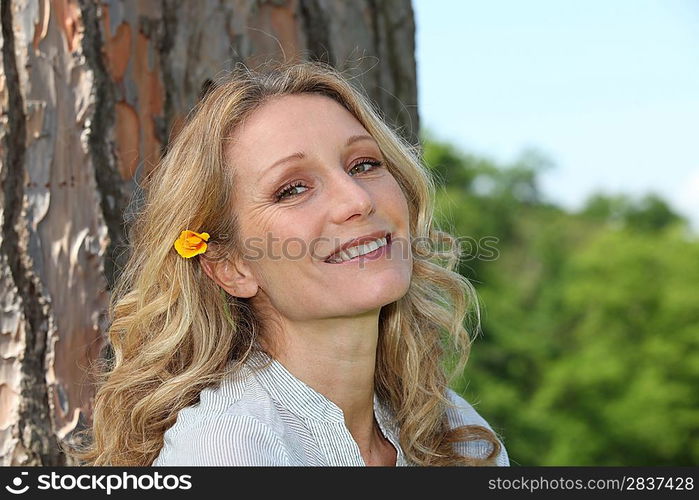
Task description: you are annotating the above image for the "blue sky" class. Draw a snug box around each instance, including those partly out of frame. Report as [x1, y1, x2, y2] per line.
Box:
[413, 0, 699, 230]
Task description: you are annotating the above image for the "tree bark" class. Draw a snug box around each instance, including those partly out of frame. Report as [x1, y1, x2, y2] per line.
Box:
[0, 0, 418, 466]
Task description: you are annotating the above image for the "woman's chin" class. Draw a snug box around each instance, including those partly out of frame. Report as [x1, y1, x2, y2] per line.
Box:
[341, 283, 411, 312]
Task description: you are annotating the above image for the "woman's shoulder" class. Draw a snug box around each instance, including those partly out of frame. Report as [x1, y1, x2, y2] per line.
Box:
[152, 364, 292, 466]
[444, 388, 510, 466]
[444, 388, 494, 428]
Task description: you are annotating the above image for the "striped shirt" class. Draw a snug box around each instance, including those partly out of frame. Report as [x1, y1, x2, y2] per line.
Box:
[152, 352, 509, 466]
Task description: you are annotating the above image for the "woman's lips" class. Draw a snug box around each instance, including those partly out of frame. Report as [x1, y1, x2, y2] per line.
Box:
[325, 234, 392, 265]
[324, 230, 391, 262]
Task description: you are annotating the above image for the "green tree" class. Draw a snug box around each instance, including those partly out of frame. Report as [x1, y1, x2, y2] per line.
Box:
[422, 133, 699, 465]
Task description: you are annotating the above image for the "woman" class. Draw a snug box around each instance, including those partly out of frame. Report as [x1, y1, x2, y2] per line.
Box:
[69, 60, 509, 466]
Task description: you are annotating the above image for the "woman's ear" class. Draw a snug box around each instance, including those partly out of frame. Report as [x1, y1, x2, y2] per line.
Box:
[200, 254, 259, 299]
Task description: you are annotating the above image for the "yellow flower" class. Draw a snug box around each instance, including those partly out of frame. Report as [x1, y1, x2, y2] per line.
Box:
[174, 230, 210, 258]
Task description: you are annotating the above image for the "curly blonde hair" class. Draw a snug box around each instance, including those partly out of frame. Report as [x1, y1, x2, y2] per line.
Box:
[66, 60, 502, 466]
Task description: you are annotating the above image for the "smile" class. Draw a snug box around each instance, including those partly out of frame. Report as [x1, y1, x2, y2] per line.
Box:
[325, 234, 392, 264]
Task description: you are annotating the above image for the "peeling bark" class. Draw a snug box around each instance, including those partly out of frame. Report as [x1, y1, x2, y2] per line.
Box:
[2, 0, 109, 466]
[0, 0, 418, 465]
[1, 0, 64, 466]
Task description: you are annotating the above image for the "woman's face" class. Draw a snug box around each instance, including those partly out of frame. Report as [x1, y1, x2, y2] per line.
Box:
[223, 93, 412, 324]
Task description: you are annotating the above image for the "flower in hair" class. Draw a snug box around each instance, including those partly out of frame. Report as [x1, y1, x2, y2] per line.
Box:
[174, 230, 210, 258]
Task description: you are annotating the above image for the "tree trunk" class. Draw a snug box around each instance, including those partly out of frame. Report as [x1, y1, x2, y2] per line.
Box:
[0, 0, 418, 466]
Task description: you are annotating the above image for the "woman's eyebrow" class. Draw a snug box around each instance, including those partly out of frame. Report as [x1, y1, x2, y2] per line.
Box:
[263, 151, 306, 177]
[344, 134, 376, 148]
[261, 134, 378, 178]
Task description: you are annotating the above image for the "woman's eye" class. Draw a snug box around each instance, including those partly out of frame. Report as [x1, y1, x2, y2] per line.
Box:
[274, 181, 308, 202]
[349, 159, 384, 176]
[273, 160, 384, 203]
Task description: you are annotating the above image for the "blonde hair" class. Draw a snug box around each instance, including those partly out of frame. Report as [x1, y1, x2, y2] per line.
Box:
[66, 60, 502, 466]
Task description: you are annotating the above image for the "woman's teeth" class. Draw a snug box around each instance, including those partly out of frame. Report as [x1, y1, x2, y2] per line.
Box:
[326, 236, 388, 263]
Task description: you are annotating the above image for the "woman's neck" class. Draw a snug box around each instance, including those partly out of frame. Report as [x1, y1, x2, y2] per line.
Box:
[261, 308, 395, 464]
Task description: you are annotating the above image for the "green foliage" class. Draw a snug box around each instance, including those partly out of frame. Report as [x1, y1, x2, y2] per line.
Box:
[422, 131, 699, 465]
[582, 192, 686, 232]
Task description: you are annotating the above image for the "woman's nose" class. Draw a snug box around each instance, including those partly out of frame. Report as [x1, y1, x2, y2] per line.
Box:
[327, 168, 375, 223]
